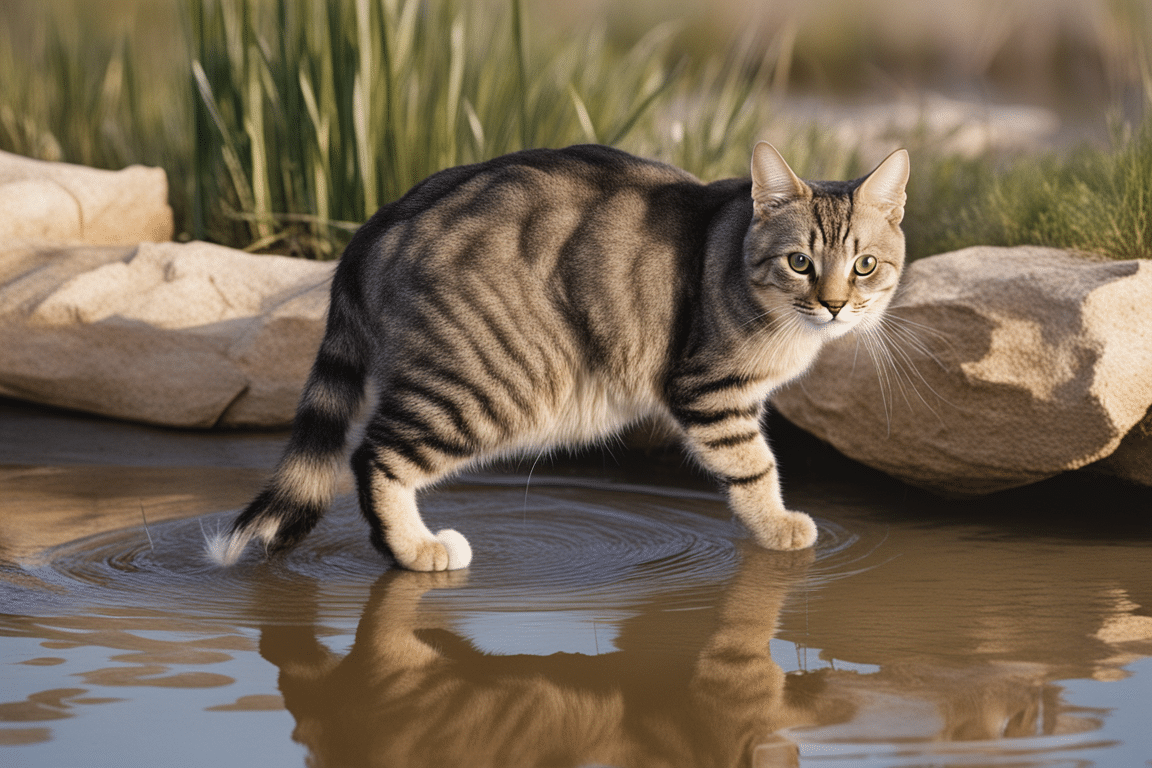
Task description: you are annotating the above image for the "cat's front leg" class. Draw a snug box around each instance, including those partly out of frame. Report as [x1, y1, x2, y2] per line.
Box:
[678, 411, 817, 551]
[724, 460, 817, 550]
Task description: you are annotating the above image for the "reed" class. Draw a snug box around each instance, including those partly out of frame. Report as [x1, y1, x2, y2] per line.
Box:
[0, 0, 1149, 261]
[185, 0, 789, 257]
[0, 3, 193, 232]
[904, 111, 1152, 261]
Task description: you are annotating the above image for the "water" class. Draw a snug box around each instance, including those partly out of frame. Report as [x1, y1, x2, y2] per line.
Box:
[2, 401, 1151, 767]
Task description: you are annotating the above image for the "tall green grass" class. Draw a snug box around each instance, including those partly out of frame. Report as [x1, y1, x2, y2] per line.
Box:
[0, 10, 145, 168]
[902, 113, 1152, 261]
[0, 2, 194, 232]
[0, 0, 1149, 262]
[186, 0, 810, 257]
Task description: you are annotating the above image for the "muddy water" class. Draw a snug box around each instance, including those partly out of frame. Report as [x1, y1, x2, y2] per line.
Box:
[2, 402, 1151, 767]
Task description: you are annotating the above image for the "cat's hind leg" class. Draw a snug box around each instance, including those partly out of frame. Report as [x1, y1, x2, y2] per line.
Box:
[350, 439, 472, 572]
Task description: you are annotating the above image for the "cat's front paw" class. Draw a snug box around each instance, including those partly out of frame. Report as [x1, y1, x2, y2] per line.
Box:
[391, 529, 472, 571]
[754, 510, 818, 551]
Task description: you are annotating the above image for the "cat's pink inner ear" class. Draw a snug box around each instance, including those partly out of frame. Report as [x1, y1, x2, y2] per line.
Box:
[857, 149, 910, 223]
[751, 142, 806, 207]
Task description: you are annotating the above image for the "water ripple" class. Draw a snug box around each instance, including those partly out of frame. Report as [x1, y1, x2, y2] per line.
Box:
[10, 480, 864, 623]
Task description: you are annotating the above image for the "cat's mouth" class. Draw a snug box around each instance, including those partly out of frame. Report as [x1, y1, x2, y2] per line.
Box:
[797, 309, 857, 337]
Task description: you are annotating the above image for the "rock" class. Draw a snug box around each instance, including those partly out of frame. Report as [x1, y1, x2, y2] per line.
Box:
[1086, 407, 1152, 486]
[771, 246, 1152, 494]
[0, 240, 334, 428]
[0, 149, 173, 245]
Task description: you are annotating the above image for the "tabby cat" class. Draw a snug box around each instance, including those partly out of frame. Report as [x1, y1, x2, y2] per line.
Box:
[209, 142, 909, 571]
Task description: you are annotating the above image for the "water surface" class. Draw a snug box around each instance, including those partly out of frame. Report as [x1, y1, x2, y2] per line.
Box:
[2, 401, 1150, 767]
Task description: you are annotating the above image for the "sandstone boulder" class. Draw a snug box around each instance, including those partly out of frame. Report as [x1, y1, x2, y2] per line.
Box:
[0, 240, 334, 428]
[771, 246, 1152, 494]
[0, 150, 173, 245]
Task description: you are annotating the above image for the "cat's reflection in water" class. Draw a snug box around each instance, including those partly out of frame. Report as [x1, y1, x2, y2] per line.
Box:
[257, 549, 848, 768]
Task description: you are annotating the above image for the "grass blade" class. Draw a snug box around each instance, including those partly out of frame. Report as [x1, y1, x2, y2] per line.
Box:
[192, 58, 256, 216]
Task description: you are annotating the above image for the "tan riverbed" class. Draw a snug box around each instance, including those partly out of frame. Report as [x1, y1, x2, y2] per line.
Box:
[1, 400, 1150, 767]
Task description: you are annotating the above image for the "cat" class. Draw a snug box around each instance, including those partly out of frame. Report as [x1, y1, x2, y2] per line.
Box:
[208, 141, 909, 571]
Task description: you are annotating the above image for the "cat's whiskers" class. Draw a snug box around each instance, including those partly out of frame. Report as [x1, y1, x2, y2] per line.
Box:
[882, 313, 953, 370]
[739, 298, 795, 332]
[875, 329, 924, 419]
[880, 320, 957, 415]
[857, 328, 896, 435]
[853, 314, 954, 434]
[523, 450, 546, 520]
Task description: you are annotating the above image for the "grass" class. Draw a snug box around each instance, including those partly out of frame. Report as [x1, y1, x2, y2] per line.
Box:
[186, 0, 723, 255]
[902, 115, 1152, 261]
[0, 0, 1149, 262]
[969, 120, 1150, 260]
[183, 0, 836, 257]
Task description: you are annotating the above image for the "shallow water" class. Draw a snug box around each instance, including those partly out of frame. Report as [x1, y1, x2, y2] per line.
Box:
[2, 401, 1151, 767]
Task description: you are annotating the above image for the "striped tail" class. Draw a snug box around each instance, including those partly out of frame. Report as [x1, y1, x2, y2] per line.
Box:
[207, 297, 367, 566]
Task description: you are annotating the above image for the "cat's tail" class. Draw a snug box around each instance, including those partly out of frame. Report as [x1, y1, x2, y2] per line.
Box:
[206, 286, 368, 566]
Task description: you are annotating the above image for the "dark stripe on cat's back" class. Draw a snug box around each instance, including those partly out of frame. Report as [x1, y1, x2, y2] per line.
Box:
[465, 289, 546, 387]
[517, 202, 556, 266]
[550, 214, 620, 371]
[661, 184, 754, 380]
[418, 291, 537, 416]
[409, 357, 512, 432]
[390, 375, 481, 445]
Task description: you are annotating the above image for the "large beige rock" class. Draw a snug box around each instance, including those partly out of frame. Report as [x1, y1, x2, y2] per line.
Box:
[0, 150, 173, 245]
[1088, 409, 1152, 486]
[772, 247, 1152, 494]
[0, 241, 334, 428]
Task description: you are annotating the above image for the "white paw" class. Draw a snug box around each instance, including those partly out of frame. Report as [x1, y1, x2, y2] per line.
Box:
[755, 510, 818, 551]
[392, 529, 472, 572]
[435, 529, 472, 570]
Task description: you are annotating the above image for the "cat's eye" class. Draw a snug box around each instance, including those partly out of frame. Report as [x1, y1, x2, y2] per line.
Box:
[787, 252, 812, 274]
[854, 255, 878, 276]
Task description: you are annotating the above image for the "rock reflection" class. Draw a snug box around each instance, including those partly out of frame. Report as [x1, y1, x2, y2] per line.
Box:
[259, 549, 848, 768]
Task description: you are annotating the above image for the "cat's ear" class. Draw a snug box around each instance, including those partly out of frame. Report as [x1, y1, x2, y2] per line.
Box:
[856, 148, 909, 224]
[751, 142, 807, 207]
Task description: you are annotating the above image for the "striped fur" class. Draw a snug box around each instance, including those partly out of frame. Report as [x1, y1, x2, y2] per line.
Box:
[209, 142, 909, 570]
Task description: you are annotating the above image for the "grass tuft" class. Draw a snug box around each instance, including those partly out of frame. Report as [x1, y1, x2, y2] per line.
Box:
[183, 0, 784, 257]
[0, 0, 1148, 263]
[906, 117, 1152, 261]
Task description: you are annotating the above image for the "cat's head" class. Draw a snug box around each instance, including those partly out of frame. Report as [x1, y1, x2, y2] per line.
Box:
[744, 142, 909, 340]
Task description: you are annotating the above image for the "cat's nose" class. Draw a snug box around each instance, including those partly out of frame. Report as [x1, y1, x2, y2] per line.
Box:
[819, 299, 846, 317]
